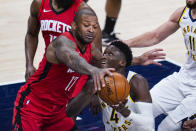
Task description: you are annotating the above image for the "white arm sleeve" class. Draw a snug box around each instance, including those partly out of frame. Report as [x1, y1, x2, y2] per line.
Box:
[127, 102, 155, 131]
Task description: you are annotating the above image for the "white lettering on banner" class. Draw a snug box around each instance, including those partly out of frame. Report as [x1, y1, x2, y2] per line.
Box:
[40, 20, 72, 33]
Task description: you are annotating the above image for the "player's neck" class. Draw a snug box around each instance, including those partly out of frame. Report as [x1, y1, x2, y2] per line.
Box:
[72, 32, 88, 53]
[52, 0, 64, 12]
[116, 68, 126, 76]
[191, 8, 196, 18]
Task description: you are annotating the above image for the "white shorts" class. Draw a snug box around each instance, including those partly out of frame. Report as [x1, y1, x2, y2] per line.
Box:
[150, 72, 196, 123]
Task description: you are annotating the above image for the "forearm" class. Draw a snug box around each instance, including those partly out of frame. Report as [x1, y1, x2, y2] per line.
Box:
[132, 56, 142, 66]
[66, 80, 95, 117]
[25, 33, 38, 67]
[124, 31, 160, 48]
[66, 92, 93, 117]
[56, 47, 98, 76]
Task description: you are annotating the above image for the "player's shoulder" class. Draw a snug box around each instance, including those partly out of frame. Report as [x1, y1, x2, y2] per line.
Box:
[131, 74, 147, 84]
[31, 0, 42, 16]
[129, 74, 148, 91]
[32, 0, 42, 7]
[174, 6, 187, 17]
[78, 1, 89, 9]
[129, 74, 150, 102]
[170, 6, 186, 22]
[54, 34, 77, 49]
[175, 6, 187, 14]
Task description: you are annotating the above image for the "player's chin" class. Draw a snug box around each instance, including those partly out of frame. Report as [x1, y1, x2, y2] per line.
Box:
[101, 63, 107, 68]
[84, 38, 93, 44]
[84, 34, 94, 43]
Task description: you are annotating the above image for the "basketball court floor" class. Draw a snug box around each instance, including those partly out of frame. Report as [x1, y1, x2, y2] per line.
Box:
[0, 0, 187, 130]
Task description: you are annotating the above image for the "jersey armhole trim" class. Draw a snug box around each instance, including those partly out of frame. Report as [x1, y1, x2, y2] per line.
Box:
[128, 74, 135, 103]
[128, 95, 134, 103]
[73, 0, 82, 16]
[178, 6, 187, 25]
[38, 0, 45, 20]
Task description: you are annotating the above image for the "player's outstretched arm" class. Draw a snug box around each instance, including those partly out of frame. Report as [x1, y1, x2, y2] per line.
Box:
[132, 48, 166, 66]
[46, 36, 114, 90]
[25, 0, 41, 81]
[124, 7, 184, 48]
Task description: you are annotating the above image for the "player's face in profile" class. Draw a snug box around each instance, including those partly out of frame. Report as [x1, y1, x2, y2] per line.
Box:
[75, 14, 98, 44]
[101, 45, 125, 69]
[186, 0, 196, 9]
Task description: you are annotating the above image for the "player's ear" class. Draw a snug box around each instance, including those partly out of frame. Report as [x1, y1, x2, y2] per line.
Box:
[72, 21, 77, 31]
[119, 60, 126, 67]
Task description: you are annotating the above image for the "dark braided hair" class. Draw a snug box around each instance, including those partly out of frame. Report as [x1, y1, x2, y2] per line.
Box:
[110, 40, 133, 67]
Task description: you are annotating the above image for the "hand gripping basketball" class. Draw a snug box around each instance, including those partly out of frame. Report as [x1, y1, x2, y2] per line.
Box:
[98, 72, 130, 105]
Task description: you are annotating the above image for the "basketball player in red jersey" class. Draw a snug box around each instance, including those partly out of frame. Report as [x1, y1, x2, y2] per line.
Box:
[66, 41, 154, 131]
[25, 0, 166, 81]
[25, 0, 103, 81]
[13, 8, 114, 131]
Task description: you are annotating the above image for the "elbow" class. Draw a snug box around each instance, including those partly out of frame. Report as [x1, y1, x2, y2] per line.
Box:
[66, 106, 75, 117]
[66, 102, 81, 117]
[152, 32, 162, 45]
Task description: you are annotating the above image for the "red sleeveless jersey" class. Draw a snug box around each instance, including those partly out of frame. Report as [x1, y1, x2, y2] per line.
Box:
[38, 0, 82, 50]
[14, 32, 92, 117]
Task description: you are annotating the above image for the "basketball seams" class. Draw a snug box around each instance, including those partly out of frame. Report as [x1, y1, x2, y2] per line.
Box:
[113, 75, 119, 104]
[99, 78, 116, 105]
[98, 72, 130, 105]
[123, 78, 127, 100]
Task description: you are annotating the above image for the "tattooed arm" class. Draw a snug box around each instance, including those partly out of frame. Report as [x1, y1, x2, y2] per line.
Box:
[46, 35, 114, 90]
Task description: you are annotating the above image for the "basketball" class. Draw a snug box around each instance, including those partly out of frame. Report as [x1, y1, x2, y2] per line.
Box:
[98, 72, 130, 105]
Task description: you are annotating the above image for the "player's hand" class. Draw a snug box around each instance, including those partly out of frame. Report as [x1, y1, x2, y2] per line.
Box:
[183, 119, 196, 131]
[91, 68, 115, 91]
[111, 99, 130, 117]
[89, 95, 102, 115]
[134, 48, 166, 66]
[25, 65, 36, 81]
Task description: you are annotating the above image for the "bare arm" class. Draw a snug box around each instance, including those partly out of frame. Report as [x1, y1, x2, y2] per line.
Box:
[90, 42, 103, 67]
[113, 75, 154, 130]
[25, 0, 41, 80]
[130, 74, 152, 102]
[124, 7, 184, 47]
[52, 36, 98, 75]
[46, 36, 114, 90]
[132, 48, 166, 66]
[66, 79, 95, 117]
[183, 119, 196, 130]
[113, 75, 152, 116]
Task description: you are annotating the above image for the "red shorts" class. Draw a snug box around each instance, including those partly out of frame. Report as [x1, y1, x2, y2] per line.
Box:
[12, 85, 76, 131]
[13, 105, 76, 131]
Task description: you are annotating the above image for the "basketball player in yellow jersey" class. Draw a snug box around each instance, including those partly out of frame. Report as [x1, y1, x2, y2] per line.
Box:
[66, 40, 155, 131]
[124, 0, 196, 130]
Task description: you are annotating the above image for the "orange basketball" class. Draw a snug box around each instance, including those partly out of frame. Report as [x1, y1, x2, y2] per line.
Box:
[98, 72, 130, 105]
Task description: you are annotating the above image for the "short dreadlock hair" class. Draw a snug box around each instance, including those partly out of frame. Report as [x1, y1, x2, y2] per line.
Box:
[110, 40, 133, 67]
